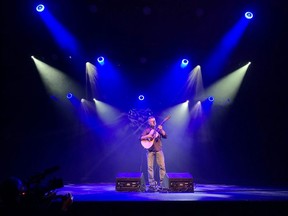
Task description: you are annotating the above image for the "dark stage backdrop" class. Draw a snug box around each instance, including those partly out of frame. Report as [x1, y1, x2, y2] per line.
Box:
[1, 0, 287, 187]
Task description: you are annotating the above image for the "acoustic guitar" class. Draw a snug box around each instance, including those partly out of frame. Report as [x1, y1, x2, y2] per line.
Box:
[140, 115, 171, 149]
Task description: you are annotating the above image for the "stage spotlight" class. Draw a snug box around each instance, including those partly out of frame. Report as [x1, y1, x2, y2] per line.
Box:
[138, 95, 144, 101]
[245, 11, 253, 19]
[66, 93, 73, 99]
[36, 4, 45, 12]
[181, 59, 189, 68]
[208, 96, 214, 102]
[97, 56, 105, 65]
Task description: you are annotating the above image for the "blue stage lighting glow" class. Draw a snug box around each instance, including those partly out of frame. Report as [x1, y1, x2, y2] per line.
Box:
[245, 11, 253, 19]
[182, 59, 188, 64]
[138, 95, 144, 100]
[36, 4, 45, 12]
[181, 59, 189, 68]
[97, 56, 105, 65]
[208, 96, 214, 102]
[67, 93, 73, 99]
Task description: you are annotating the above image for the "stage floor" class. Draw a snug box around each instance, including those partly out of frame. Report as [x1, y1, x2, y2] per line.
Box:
[52, 183, 288, 216]
[57, 183, 288, 202]
[2, 183, 288, 215]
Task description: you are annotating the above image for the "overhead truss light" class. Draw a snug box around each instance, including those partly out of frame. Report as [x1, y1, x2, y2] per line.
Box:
[138, 95, 144, 101]
[208, 96, 214, 102]
[245, 11, 253, 19]
[97, 56, 105, 65]
[181, 59, 189, 68]
[36, 4, 45, 12]
[66, 93, 73, 99]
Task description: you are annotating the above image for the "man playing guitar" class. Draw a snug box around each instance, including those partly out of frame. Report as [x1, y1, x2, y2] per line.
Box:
[140, 116, 168, 192]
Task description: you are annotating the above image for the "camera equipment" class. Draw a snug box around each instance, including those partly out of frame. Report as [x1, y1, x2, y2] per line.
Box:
[0, 166, 73, 213]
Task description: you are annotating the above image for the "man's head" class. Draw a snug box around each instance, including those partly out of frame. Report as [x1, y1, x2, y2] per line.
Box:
[148, 116, 156, 127]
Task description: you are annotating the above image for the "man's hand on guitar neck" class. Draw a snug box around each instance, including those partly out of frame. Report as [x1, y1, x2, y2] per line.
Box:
[157, 125, 166, 136]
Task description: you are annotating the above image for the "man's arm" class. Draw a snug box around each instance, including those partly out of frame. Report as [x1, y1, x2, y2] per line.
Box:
[140, 128, 153, 140]
[157, 125, 167, 138]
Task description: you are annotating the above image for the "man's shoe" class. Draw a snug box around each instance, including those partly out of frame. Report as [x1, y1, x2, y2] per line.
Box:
[158, 186, 169, 193]
[146, 186, 157, 192]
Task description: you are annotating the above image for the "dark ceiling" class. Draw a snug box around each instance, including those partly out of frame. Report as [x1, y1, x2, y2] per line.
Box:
[1, 0, 287, 127]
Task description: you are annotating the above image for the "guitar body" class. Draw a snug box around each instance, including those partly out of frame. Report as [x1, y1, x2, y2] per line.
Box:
[141, 129, 156, 149]
[140, 115, 171, 149]
[140, 139, 154, 149]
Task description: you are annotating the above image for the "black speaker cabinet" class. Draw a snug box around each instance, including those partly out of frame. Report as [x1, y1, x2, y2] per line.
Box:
[115, 172, 146, 192]
[163, 172, 194, 192]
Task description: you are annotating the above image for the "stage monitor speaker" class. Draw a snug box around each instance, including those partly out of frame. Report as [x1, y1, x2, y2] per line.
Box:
[115, 172, 146, 192]
[163, 172, 194, 192]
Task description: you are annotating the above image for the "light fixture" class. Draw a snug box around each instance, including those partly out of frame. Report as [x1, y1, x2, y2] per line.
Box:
[181, 59, 189, 68]
[138, 95, 144, 101]
[97, 56, 105, 65]
[208, 96, 214, 102]
[66, 93, 73, 99]
[245, 11, 253, 19]
[36, 4, 45, 12]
